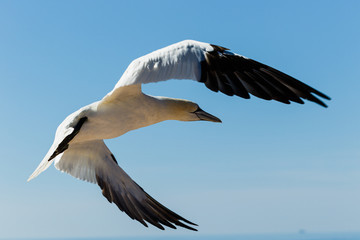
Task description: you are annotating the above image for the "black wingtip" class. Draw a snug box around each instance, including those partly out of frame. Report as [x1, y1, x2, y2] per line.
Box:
[311, 89, 331, 101]
[262, 66, 331, 107]
[210, 44, 229, 52]
[318, 101, 328, 108]
[174, 221, 198, 231]
[200, 48, 331, 108]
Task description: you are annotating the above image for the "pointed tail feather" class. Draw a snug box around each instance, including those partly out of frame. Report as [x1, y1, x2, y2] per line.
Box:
[27, 152, 62, 182]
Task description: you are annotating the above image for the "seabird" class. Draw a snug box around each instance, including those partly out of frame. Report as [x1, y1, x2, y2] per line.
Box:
[28, 40, 330, 231]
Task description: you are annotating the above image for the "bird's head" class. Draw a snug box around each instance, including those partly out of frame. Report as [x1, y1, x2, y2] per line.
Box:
[160, 97, 222, 123]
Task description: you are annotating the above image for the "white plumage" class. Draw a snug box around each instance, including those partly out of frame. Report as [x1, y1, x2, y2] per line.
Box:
[28, 40, 330, 231]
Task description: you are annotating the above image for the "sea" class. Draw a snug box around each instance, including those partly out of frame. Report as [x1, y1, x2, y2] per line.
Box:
[11, 233, 360, 240]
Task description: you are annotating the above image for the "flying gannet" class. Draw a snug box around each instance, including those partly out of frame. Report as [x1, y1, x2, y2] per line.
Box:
[28, 40, 330, 231]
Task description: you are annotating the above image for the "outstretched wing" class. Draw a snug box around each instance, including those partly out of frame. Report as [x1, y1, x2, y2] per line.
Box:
[103, 40, 330, 107]
[54, 140, 197, 231]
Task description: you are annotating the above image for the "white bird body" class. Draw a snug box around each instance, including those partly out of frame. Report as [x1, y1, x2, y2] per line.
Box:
[28, 40, 330, 231]
[68, 93, 198, 143]
[75, 94, 162, 142]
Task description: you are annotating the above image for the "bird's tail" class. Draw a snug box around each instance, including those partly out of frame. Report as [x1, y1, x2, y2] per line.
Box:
[27, 147, 60, 182]
[27, 159, 52, 182]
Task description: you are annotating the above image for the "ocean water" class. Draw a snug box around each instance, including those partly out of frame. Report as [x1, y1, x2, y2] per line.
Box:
[14, 233, 360, 240]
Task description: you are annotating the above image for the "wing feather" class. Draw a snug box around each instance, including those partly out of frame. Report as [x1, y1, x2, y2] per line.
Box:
[103, 40, 330, 107]
[54, 140, 197, 231]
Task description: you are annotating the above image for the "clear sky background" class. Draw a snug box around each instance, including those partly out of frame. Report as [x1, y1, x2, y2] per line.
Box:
[0, 0, 359, 239]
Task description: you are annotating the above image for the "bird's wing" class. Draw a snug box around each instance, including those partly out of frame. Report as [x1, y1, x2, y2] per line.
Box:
[103, 40, 330, 107]
[53, 140, 197, 231]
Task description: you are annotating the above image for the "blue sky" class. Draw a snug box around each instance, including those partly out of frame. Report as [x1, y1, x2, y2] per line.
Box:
[0, 0, 359, 238]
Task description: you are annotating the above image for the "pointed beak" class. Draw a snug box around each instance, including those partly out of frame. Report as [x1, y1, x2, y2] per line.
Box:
[194, 107, 222, 123]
